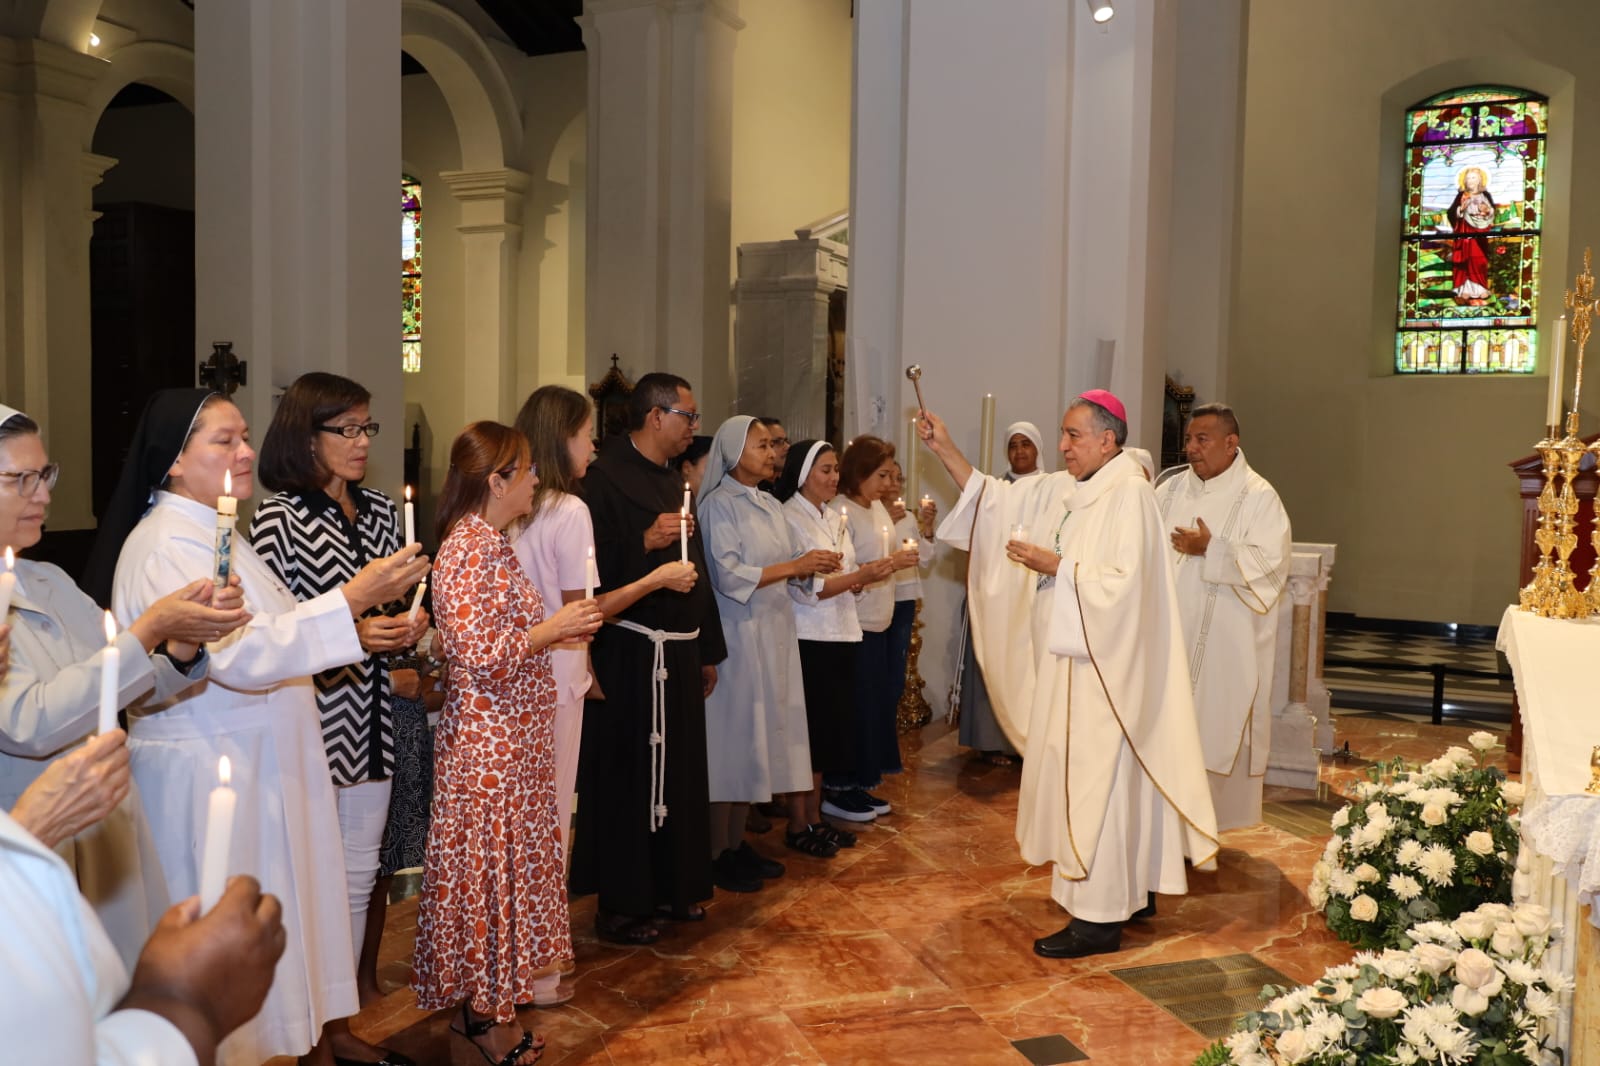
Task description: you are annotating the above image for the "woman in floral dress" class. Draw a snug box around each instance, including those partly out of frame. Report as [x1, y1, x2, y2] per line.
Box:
[412, 421, 602, 1066]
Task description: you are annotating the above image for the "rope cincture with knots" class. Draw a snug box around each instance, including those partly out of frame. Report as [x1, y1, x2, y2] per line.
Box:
[612, 619, 701, 832]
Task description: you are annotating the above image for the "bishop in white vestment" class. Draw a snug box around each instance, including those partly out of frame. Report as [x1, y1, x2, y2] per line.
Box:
[924, 390, 1218, 959]
[1154, 403, 1291, 831]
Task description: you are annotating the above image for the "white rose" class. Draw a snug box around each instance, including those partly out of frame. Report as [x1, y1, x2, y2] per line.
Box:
[1452, 983, 1491, 1016]
[1513, 903, 1552, 938]
[1455, 947, 1499, 988]
[1469, 730, 1499, 752]
[1421, 803, 1448, 826]
[1354, 863, 1380, 883]
[1274, 1028, 1312, 1063]
[1330, 807, 1350, 829]
[1308, 878, 1329, 909]
[1412, 942, 1456, 976]
[1477, 903, 1513, 923]
[1502, 781, 1527, 806]
[1350, 893, 1380, 922]
[1491, 922, 1526, 958]
[1447, 744, 1477, 766]
[1465, 831, 1496, 856]
[1453, 911, 1497, 940]
[1356, 986, 1409, 1019]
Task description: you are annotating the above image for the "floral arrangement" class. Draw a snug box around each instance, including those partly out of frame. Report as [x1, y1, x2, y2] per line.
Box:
[1193, 901, 1567, 1066]
[1310, 732, 1524, 951]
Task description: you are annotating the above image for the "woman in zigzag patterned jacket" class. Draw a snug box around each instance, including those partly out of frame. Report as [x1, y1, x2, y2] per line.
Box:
[251, 373, 431, 1066]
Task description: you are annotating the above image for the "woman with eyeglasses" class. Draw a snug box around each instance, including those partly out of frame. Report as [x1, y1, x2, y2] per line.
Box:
[83, 388, 429, 1066]
[0, 402, 251, 969]
[249, 372, 433, 1053]
[412, 422, 602, 1066]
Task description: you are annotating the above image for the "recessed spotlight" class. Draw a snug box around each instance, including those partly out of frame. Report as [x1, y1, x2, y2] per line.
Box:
[1086, 0, 1114, 24]
[88, 32, 101, 47]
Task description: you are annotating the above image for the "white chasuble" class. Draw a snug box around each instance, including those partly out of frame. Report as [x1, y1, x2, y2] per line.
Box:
[939, 451, 1218, 920]
[1155, 451, 1290, 831]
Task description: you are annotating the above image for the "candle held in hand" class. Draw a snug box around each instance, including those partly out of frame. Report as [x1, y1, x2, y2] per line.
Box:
[198, 756, 237, 912]
[836, 507, 848, 549]
[98, 611, 119, 735]
[585, 545, 599, 601]
[406, 579, 427, 624]
[403, 484, 417, 546]
[0, 546, 14, 621]
[679, 508, 689, 564]
[682, 480, 691, 514]
[881, 525, 890, 557]
[213, 470, 237, 589]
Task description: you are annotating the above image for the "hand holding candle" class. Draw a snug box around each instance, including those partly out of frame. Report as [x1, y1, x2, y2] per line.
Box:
[679, 508, 689, 563]
[584, 545, 599, 601]
[406, 579, 428, 624]
[98, 611, 119, 735]
[198, 755, 237, 912]
[213, 471, 237, 589]
[403, 485, 417, 547]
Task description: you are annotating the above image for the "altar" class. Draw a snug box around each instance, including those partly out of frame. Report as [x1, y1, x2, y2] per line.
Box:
[1498, 607, 1600, 1058]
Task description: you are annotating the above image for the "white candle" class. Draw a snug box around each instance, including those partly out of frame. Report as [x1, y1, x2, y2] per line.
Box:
[403, 485, 417, 546]
[906, 417, 920, 502]
[920, 494, 933, 510]
[213, 470, 237, 589]
[881, 524, 890, 557]
[98, 611, 119, 735]
[893, 496, 905, 511]
[1011, 523, 1027, 541]
[198, 756, 237, 912]
[1548, 314, 1568, 429]
[679, 508, 689, 564]
[837, 507, 848, 549]
[682, 481, 691, 514]
[0, 546, 15, 622]
[978, 393, 996, 474]
[406, 579, 427, 624]
[902, 537, 917, 553]
[584, 545, 599, 601]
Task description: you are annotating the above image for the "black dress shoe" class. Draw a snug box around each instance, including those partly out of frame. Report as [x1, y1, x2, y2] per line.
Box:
[1033, 919, 1124, 959]
[735, 840, 785, 879]
[1131, 892, 1157, 921]
[712, 849, 762, 893]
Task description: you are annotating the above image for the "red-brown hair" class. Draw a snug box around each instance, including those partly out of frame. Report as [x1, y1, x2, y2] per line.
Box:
[434, 421, 529, 542]
[838, 435, 895, 498]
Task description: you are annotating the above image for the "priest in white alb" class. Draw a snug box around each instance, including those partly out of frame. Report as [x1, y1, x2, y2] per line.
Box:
[1154, 402, 1291, 831]
[920, 390, 1218, 959]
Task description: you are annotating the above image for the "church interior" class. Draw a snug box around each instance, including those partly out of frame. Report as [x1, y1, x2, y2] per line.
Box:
[4, 0, 1599, 1062]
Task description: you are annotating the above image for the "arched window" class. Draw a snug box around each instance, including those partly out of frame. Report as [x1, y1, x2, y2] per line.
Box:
[402, 175, 422, 374]
[1395, 86, 1546, 374]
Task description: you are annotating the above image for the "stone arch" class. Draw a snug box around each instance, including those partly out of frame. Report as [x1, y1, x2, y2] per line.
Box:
[82, 41, 196, 149]
[2, 0, 100, 50]
[399, 0, 522, 171]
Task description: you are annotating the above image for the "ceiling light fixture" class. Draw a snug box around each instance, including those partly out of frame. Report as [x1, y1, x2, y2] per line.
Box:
[1086, 0, 1114, 24]
[88, 32, 101, 47]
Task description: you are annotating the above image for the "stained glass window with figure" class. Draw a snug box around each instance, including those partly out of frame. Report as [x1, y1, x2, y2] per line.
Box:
[1396, 86, 1545, 374]
[402, 176, 422, 373]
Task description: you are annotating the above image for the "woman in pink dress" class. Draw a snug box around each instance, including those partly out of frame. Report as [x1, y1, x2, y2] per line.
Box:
[412, 421, 602, 1066]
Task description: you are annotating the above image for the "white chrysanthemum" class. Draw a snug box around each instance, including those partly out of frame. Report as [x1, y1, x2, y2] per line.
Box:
[1306, 1009, 1345, 1047]
[1396, 839, 1424, 867]
[1410, 921, 1462, 948]
[1539, 963, 1577, 994]
[1393, 1046, 1420, 1066]
[1468, 730, 1498, 752]
[1500, 959, 1541, 986]
[1322, 836, 1343, 862]
[1417, 844, 1457, 886]
[1349, 822, 1385, 854]
[1225, 1030, 1261, 1055]
[1329, 869, 1358, 898]
[1525, 987, 1559, 1020]
[1354, 781, 1381, 799]
[1390, 779, 1418, 797]
[1330, 806, 1350, 829]
[1324, 963, 1360, 980]
[1429, 1024, 1475, 1060]
[1428, 787, 1464, 808]
[1389, 873, 1423, 902]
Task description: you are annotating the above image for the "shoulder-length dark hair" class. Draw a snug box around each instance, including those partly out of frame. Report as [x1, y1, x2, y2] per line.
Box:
[257, 372, 372, 493]
[435, 421, 529, 542]
[838, 435, 895, 498]
[513, 385, 590, 518]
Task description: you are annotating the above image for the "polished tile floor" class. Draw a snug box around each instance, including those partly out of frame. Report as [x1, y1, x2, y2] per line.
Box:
[298, 712, 1511, 1066]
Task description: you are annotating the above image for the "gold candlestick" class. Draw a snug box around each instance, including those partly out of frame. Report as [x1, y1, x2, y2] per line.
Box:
[896, 600, 933, 732]
[1519, 435, 1562, 614]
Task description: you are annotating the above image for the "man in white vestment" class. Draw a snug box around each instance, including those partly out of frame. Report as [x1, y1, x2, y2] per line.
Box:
[1155, 403, 1291, 831]
[922, 390, 1218, 959]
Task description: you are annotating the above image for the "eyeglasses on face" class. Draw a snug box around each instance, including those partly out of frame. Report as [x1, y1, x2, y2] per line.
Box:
[660, 407, 702, 428]
[316, 422, 381, 439]
[494, 461, 537, 481]
[0, 463, 60, 497]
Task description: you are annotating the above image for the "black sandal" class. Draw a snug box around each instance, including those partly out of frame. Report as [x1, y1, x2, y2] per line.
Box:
[594, 910, 661, 945]
[812, 822, 857, 849]
[655, 903, 707, 922]
[784, 825, 839, 857]
[449, 1003, 544, 1066]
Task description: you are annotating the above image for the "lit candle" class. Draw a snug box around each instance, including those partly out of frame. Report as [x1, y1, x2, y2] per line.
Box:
[682, 480, 691, 514]
[213, 470, 237, 589]
[920, 494, 933, 510]
[0, 547, 14, 621]
[978, 393, 996, 473]
[403, 485, 417, 546]
[584, 545, 599, 601]
[902, 537, 918, 553]
[1548, 314, 1568, 430]
[1011, 523, 1027, 541]
[198, 756, 237, 912]
[881, 524, 890, 557]
[679, 507, 689, 564]
[835, 507, 847, 549]
[98, 611, 119, 735]
[406, 579, 427, 624]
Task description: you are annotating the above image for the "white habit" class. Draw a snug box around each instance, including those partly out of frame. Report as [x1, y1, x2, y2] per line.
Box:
[1154, 450, 1291, 830]
[939, 450, 1218, 923]
[112, 491, 364, 1066]
[0, 808, 197, 1066]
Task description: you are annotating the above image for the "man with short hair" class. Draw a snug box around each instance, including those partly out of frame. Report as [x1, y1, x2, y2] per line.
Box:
[1154, 402, 1291, 831]
[922, 390, 1217, 959]
[572, 372, 727, 944]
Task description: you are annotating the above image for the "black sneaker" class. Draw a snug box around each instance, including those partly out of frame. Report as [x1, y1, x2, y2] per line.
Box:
[820, 790, 877, 823]
[711, 849, 762, 893]
[735, 840, 785, 879]
[851, 789, 891, 815]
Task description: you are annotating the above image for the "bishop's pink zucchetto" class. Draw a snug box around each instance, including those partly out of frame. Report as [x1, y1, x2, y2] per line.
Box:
[1076, 389, 1127, 423]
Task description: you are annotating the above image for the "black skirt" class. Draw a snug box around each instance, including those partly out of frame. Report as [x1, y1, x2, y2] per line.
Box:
[798, 639, 858, 778]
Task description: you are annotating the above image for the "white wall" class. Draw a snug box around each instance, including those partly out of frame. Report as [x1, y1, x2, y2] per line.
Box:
[1233, 0, 1592, 625]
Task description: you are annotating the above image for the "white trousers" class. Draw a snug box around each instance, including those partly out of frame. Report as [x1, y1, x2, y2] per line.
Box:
[553, 694, 584, 859]
[337, 777, 393, 959]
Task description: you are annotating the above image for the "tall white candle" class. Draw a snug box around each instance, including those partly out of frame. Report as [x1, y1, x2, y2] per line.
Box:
[881, 524, 890, 557]
[213, 470, 237, 589]
[837, 507, 848, 549]
[0, 546, 15, 622]
[584, 545, 599, 601]
[682, 481, 691, 514]
[98, 611, 119, 735]
[406, 579, 427, 624]
[403, 484, 417, 546]
[679, 508, 689, 564]
[978, 393, 996, 474]
[1549, 314, 1569, 429]
[198, 756, 237, 912]
[905, 417, 920, 503]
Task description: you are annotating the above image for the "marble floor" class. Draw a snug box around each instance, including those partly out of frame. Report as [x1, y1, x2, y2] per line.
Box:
[292, 711, 1512, 1066]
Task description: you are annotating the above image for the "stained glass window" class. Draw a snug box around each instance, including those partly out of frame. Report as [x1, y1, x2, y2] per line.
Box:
[402, 176, 422, 374]
[1396, 86, 1546, 374]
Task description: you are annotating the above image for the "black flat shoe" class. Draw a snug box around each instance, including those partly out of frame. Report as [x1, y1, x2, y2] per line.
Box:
[655, 903, 707, 922]
[333, 1053, 418, 1066]
[712, 849, 762, 893]
[735, 840, 785, 879]
[1130, 892, 1156, 921]
[1033, 918, 1124, 959]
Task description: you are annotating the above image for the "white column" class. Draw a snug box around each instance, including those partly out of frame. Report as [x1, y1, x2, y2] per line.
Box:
[580, 0, 742, 414]
[0, 37, 103, 528]
[440, 168, 527, 424]
[1299, 541, 1339, 755]
[1266, 551, 1324, 791]
[194, 0, 404, 493]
